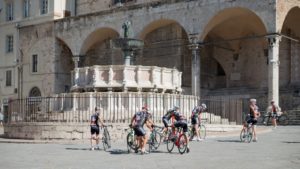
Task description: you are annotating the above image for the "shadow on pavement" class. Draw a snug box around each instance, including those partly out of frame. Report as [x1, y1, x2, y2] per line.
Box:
[217, 139, 242, 143]
[282, 141, 300, 144]
[65, 147, 92, 151]
[108, 149, 169, 155]
[108, 149, 130, 155]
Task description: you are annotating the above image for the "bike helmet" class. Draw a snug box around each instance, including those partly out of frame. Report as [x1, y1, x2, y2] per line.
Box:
[201, 103, 207, 110]
[173, 106, 180, 111]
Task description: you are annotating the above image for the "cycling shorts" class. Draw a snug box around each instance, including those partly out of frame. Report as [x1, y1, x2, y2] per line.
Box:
[271, 112, 278, 118]
[174, 121, 188, 132]
[91, 125, 100, 135]
[191, 117, 199, 125]
[133, 126, 146, 137]
[247, 118, 257, 125]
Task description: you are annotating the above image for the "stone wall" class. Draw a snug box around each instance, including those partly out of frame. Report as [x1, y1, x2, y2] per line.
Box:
[3, 122, 129, 141]
[19, 23, 56, 97]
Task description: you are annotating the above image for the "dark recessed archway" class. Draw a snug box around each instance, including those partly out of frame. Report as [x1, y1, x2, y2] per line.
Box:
[139, 19, 191, 89]
[200, 7, 268, 92]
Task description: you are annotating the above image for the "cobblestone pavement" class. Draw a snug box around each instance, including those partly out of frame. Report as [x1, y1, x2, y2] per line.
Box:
[0, 126, 299, 169]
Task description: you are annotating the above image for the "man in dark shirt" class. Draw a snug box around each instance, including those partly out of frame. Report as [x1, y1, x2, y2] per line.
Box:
[90, 107, 104, 150]
[131, 106, 153, 154]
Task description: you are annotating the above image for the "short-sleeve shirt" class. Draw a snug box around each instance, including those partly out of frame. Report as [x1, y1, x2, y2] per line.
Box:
[191, 106, 202, 118]
[91, 113, 99, 127]
[173, 111, 186, 121]
[134, 111, 149, 127]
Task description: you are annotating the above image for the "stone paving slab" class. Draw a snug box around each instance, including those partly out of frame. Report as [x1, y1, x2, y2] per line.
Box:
[0, 126, 299, 169]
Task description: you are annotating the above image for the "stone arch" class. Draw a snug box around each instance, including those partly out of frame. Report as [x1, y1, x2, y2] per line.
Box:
[138, 19, 186, 40]
[80, 27, 119, 55]
[200, 7, 268, 93]
[138, 19, 191, 89]
[55, 37, 74, 93]
[200, 7, 267, 41]
[79, 27, 120, 66]
[29, 87, 41, 97]
[279, 7, 300, 87]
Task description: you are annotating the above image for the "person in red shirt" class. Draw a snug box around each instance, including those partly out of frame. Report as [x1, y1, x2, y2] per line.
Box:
[267, 101, 281, 129]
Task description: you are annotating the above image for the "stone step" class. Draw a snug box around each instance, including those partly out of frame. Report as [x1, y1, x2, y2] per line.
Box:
[288, 120, 300, 125]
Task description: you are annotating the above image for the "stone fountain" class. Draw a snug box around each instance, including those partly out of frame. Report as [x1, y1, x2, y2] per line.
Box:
[70, 21, 182, 93]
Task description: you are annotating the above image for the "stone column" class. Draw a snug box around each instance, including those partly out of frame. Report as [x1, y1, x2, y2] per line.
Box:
[267, 35, 281, 105]
[189, 34, 200, 97]
[124, 49, 132, 66]
[72, 56, 80, 87]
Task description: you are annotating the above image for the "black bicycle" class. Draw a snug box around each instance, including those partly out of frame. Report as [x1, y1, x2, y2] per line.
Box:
[102, 125, 112, 151]
[240, 122, 253, 143]
[147, 125, 162, 153]
[257, 112, 289, 126]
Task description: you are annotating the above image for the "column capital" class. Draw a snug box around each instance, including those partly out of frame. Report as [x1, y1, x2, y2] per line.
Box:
[72, 55, 83, 68]
[266, 34, 282, 48]
[188, 34, 200, 50]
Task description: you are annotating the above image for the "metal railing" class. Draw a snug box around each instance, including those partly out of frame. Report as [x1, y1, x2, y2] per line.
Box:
[6, 93, 244, 125]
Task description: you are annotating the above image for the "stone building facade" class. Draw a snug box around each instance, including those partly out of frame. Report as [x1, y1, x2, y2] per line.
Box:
[1, 0, 300, 111]
[0, 0, 75, 111]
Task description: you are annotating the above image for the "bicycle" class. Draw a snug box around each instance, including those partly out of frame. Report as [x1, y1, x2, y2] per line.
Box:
[126, 124, 139, 153]
[240, 122, 253, 143]
[188, 119, 207, 140]
[102, 125, 112, 151]
[166, 126, 188, 154]
[147, 125, 162, 153]
[257, 112, 289, 126]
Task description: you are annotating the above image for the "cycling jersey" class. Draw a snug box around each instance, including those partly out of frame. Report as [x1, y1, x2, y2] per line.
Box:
[134, 111, 149, 127]
[191, 106, 202, 118]
[173, 111, 186, 122]
[90, 113, 100, 134]
[91, 113, 99, 127]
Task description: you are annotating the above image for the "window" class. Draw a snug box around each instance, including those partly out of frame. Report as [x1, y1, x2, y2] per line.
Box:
[23, 0, 30, 18]
[40, 0, 48, 15]
[6, 2, 13, 21]
[32, 55, 38, 72]
[5, 70, 12, 87]
[6, 35, 13, 53]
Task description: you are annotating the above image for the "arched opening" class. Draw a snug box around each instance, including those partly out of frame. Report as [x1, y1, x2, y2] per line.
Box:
[279, 7, 300, 109]
[55, 38, 73, 93]
[29, 87, 41, 97]
[139, 20, 191, 90]
[200, 7, 268, 95]
[80, 28, 120, 66]
[280, 7, 300, 87]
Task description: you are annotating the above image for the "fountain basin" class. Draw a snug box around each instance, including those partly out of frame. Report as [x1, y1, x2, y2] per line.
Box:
[71, 65, 182, 93]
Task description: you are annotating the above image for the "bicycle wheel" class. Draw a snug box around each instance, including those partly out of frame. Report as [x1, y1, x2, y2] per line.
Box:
[102, 128, 111, 151]
[187, 126, 194, 140]
[166, 133, 175, 153]
[152, 130, 161, 150]
[199, 124, 206, 139]
[278, 114, 289, 125]
[265, 116, 271, 126]
[177, 134, 188, 154]
[127, 133, 138, 153]
[256, 116, 264, 124]
[240, 128, 247, 142]
[246, 128, 253, 143]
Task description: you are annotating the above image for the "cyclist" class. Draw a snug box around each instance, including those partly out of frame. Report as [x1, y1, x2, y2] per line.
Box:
[163, 106, 190, 153]
[266, 100, 281, 129]
[248, 99, 260, 142]
[90, 106, 104, 150]
[130, 106, 153, 154]
[190, 103, 207, 141]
